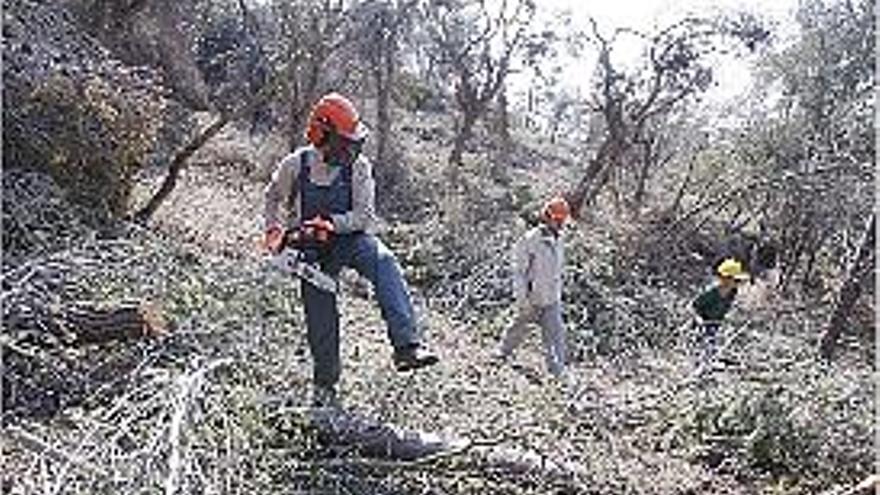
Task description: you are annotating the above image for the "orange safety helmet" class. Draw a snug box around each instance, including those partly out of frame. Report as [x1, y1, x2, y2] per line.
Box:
[542, 196, 571, 224]
[305, 93, 369, 146]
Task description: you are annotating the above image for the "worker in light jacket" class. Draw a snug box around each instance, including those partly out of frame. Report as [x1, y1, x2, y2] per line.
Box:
[496, 196, 571, 377]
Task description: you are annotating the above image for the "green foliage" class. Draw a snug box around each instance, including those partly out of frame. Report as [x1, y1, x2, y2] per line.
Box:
[672, 377, 874, 488]
[510, 184, 537, 222]
[394, 71, 445, 112]
[4, 72, 162, 219]
[715, 387, 819, 474]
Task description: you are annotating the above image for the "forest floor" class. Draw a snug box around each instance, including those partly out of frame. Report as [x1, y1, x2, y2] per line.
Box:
[3, 116, 874, 495]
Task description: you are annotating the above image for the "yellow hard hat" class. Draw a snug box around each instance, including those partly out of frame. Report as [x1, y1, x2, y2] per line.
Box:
[717, 258, 750, 280]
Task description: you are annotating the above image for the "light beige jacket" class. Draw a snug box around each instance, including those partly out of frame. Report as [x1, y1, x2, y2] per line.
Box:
[512, 225, 565, 308]
[263, 146, 377, 234]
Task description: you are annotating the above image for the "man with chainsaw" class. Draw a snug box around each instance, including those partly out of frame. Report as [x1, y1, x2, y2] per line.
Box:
[263, 93, 438, 407]
[495, 197, 571, 378]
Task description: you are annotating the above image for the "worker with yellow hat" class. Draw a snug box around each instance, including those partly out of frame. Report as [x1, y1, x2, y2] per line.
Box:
[691, 258, 750, 375]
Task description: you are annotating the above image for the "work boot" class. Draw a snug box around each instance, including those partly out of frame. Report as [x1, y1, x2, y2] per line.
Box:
[393, 344, 439, 372]
[311, 385, 340, 409]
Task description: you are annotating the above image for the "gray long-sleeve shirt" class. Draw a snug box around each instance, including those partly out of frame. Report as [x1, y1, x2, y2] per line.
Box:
[512, 225, 565, 308]
[263, 146, 377, 234]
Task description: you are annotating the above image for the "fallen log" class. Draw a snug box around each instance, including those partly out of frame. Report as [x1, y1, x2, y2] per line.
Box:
[5, 300, 167, 345]
[59, 300, 167, 344]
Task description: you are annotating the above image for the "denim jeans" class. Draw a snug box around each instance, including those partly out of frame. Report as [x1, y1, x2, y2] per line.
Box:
[303, 232, 419, 388]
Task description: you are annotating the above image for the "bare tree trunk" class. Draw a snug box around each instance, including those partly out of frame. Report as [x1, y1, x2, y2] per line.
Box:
[801, 230, 829, 289]
[668, 158, 696, 215]
[566, 161, 601, 220]
[133, 114, 233, 223]
[375, 21, 395, 167]
[491, 88, 512, 182]
[375, 69, 390, 166]
[632, 153, 652, 209]
[526, 86, 535, 130]
[566, 139, 617, 219]
[820, 212, 876, 359]
[778, 218, 814, 292]
[449, 110, 477, 173]
[779, 236, 806, 292]
[288, 59, 323, 151]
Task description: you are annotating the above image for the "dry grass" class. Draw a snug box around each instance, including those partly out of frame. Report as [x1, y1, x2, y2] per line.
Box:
[3, 118, 874, 494]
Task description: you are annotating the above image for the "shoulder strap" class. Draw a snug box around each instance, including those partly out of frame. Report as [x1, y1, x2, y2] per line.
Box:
[343, 157, 354, 206]
[298, 149, 312, 188]
[294, 149, 313, 216]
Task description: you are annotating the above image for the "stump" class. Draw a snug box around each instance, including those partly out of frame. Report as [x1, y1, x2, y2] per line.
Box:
[3, 300, 169, 418]
[57, 300, 168, 344]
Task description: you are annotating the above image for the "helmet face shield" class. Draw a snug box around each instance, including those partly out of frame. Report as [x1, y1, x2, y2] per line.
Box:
[341, 121, 369, 142]
[325, 131, 364, 167]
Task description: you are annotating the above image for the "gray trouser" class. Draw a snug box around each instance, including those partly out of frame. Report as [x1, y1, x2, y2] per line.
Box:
[693, 320, 721, 371]
[499, 302, 567, 376]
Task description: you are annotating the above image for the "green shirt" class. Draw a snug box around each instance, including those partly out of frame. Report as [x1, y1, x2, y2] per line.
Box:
[692, 285, 737, 322]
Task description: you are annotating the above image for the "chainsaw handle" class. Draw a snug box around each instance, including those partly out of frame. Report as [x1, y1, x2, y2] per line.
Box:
[284, 218, 335, 251]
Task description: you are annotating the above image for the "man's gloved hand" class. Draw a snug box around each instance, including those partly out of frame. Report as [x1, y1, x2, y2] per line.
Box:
[301, 216, 336, 245]
[263, 225, 285, 254]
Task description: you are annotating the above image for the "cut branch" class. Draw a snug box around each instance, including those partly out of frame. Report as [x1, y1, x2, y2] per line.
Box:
[6, 426, 108, 476]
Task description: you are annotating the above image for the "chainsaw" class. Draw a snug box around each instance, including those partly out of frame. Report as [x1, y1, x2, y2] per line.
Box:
[268, 247, 338, 294]
[265, 221, 338, 294]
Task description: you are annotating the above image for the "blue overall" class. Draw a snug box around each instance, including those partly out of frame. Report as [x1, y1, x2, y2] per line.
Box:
[297, 154, 419, 388]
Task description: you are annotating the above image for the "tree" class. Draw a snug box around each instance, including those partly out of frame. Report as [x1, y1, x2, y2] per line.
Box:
[820, 212, 875, 359]
[3, 0, 165, 220]
[264, 0, 354, 150]
[685, 0, 871, 294]
[740, 0, 873, 354]
[353, 0, 419, 167]
[134, 0, 368, 222]
[423, 0, 536, 176]
[74, 0, 212, 110]
[195, 0, 272, 130]
[133, 71, 285, 223]
[661, 0, 874, 349]
[565, 14, 769, 218]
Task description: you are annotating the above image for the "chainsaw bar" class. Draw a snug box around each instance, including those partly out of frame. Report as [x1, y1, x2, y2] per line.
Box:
[269, 248, 338, 294]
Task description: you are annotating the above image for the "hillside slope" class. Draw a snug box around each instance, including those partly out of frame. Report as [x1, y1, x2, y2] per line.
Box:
[3, 116, 874, 495]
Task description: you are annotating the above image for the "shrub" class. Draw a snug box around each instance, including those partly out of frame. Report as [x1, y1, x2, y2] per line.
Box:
[4, 72, 163, 219]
